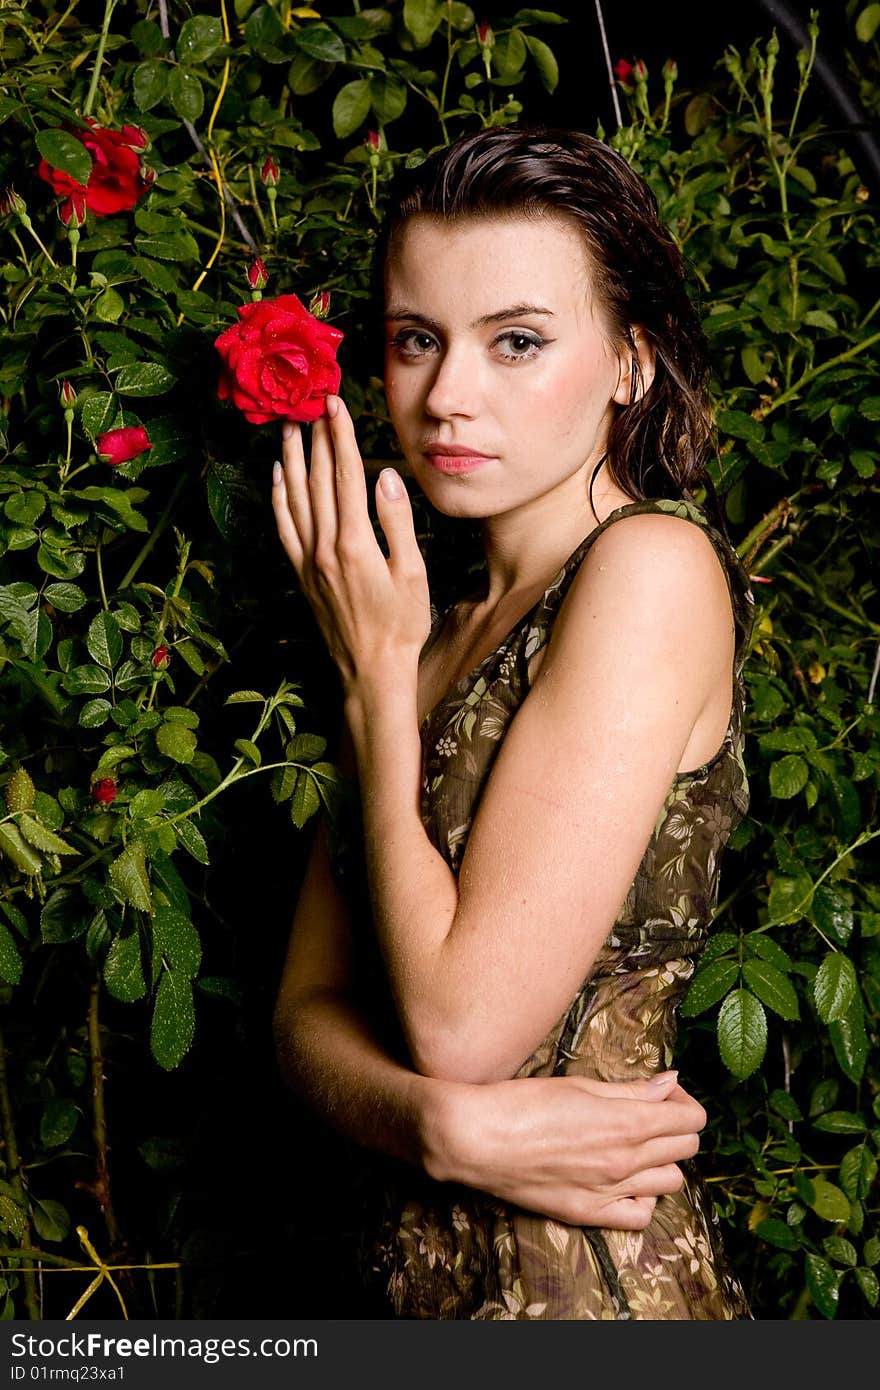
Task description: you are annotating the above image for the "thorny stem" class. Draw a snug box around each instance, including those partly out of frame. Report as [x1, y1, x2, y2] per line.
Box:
[96, 543, 109, 610]
[82, 0, 118, 119]
[87, 981, 121, 1250]
[0, 1025, 40, 1319]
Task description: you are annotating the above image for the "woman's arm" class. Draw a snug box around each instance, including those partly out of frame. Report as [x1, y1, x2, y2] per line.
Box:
[274, 812, 707, 1230]
[271, 400, 732, 1083]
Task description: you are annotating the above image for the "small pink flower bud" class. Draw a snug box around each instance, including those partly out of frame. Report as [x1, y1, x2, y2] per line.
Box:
[308, 290, 331, 320]
[59, 380, 77, 408]
[247, 258, 268, 291]
[476, 21, 493, 47]
[366, 130, 380, 154]
[261, 157, 279, 187]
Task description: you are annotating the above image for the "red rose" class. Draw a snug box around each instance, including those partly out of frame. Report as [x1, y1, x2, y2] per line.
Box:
[37, 119, 151, 217]
[91, 777, 117, 805]
[214, 294, 344, 426]
[614, 59, 634, 83]
[96, 425, 152, 466]
[151, 644, 170, 670]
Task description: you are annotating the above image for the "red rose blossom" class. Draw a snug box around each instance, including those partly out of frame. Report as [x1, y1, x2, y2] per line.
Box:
[614, 59, 634, 83]
[151, 644, 170, 670]
[214, 293, 344, 426]
[96, 425, 152, 466]
[91, 777, 117, 805]
[37, 119, 151, 217]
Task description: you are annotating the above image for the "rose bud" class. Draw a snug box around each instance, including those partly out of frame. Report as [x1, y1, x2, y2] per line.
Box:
[121, 124, 149, 152]
[59, 190, 88, 228]
[261, 157, 279, 187]
[662, 58, 678, 83]
[215, 292, 344, 426]
[633, 59, 648, 82]
[614, 59, 634, 84]
[476, 21, 493, 47]
[308, 290, 331, 320]
[59, 380, 77, 408]
[96, 424, 152, 466]
[151, 644, 170, 670]
[0, 188, 26, 220]
[365, 130, 381, 154]
[247, 258, 269, 291]
[91, 777, 117, 805]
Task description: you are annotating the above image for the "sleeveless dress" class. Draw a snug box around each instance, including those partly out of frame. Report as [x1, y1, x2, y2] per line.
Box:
[331, 496, 755, 1320]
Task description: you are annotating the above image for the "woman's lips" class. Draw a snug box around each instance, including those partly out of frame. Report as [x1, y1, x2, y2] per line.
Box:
[425, 451, 493, 474]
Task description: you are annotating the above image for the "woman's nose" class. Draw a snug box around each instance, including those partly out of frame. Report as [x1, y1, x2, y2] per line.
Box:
[423, 345, 480, 419]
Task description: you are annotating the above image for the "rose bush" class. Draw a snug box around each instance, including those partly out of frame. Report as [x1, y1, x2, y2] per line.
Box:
[37, 118, 152, 217]
[215, 294, 344, 425]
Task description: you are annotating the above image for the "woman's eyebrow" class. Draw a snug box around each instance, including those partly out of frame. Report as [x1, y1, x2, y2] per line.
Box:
[384, 303, 555, 331]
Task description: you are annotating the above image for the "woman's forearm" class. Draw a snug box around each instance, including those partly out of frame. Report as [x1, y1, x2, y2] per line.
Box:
[343, 672, 465, 1071]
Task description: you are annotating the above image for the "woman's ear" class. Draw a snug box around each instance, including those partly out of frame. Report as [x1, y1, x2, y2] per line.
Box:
[611, 326, 656, 406]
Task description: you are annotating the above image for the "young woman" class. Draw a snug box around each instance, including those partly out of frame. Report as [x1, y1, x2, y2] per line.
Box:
[271, 126, 754, 1319]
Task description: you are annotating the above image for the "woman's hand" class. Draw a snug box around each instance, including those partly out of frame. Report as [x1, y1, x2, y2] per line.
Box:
[422, 1071, 706, 1230]
[271, 395, 432, 694]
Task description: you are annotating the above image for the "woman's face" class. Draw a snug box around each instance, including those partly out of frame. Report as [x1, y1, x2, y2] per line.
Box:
[383, 213, 638, 522]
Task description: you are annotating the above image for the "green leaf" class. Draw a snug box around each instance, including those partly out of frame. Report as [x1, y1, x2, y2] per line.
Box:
[813, 952, 856, 1023]
[285, 733, 326, 763]
[81, 392, 117, 441]
[369, 73, 407, 124]
[156, 723, 197, 764]
[234, 738, 261, 766]
[523, 33, 558, 91]
[766, 872, 812, 926]
[174, 817, 209, 865]
[839, 1143, 877, 1201]
[333, 78, 372, 139]
[113, 362, 175, 397]
[0, 923, 22, 985]
[717, 988, 767, 1079]
[5, 492, 45, 526]
[0, 1190, 25, 1240]
[294, 24, 346, 63]
[717, 408, 764, 443]
[153, 906, 201, 977]
[807, 1179, 850, 1224]
[38, 1095, 78, 1150]
[829, 991, 868, 1083]
[769, 1089, 802, 1122]
[225, 690, 266, 704]
[492, 28, 527, 79]
[679, 957, 738, 1017]
[859, 396, 880, 421]
[62, 664, 110, 695]
[35, 129, 91, 187]
[290, 768, 321, 829]
[104, 930, 147, 1002]
[93, 287, 125, 323]
[403, 0, 445, 46]
[75, 487, 149, 534]
[855, 1267, 879, 1308]
[167, 67, 204, 122]
[744, 932, 792, 972]
[742, 958, 799, 1020]
[812, 1111, 866, 1135]
[271, 764, 298, 803]
[755, 1218, 799, 1251]
[31, 1197, 70, 1244]
[86, 610, 122, 669]
[135, 229, 200, 263]
[740, 344, 767, 384]
[813, 885, 854, 947]
[206, 459, 251, 541]
[823, 1236, 857, 1267]
[287, 51, 333, 94]
[805, 1254, 840, 1319]
[44, 582, 86, 612]
[109, 841, 152, 913]
[0, 824, 42, 876]
[178, 14, 222, 63]
[78, 698, 112, 728]
[133, 59, 168, 110]
[17, 815, 77, 856]
[151, 968, 195, 1070]
[769, 754, 808, 799]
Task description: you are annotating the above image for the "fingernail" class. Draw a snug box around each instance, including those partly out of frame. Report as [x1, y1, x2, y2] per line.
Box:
[649, 1070, 678, 1085]
[282, 421, 294, 439]
[326, 394, 339, 419]
[272, 461, 283, 485]
[379, 467, 403, 500]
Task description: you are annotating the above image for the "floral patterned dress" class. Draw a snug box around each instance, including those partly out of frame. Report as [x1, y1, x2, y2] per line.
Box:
[331, 497, 755, 1320]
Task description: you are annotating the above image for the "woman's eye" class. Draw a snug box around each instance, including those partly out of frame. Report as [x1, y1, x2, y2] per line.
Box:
[389, 330, 437, 357]
[494, 331, 546, 361]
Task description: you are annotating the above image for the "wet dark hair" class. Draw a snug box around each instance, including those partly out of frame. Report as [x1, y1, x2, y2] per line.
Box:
[375, 124, 718, 518]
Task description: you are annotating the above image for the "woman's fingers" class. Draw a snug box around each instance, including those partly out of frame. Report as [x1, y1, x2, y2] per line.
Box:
[272, 459, 304, 574]
[597, 1196, 657, 1231]
[612, 1163, 686, 1200]
[280, 421, 314, 558]
[325, 394, 370, 535]
[307, 412, 340, 556]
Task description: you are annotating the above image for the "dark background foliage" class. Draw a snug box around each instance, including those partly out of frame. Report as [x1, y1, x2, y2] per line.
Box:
[0, 0, 877, 1320]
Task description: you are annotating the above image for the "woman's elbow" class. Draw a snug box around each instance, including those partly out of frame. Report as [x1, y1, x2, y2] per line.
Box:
[406, 1016, 522, 1085]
